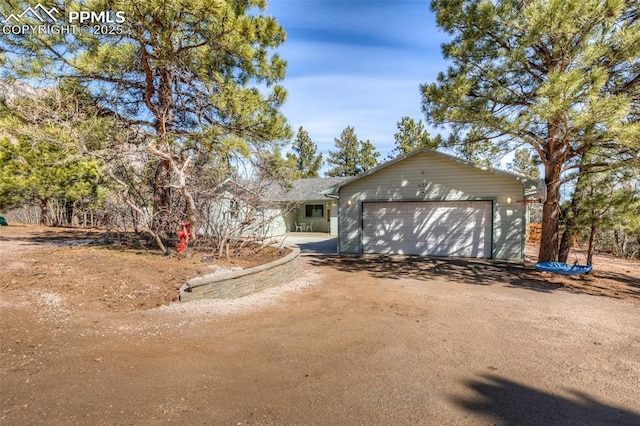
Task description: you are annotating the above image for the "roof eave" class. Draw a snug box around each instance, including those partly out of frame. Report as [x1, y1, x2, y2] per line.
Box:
[322, 148, 540, 194]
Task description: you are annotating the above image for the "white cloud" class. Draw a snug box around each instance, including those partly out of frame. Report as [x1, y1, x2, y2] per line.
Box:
[266, 0, 451, 172]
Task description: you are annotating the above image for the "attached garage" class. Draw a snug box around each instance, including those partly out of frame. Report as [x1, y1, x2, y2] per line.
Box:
[362, 201, 492, 258]
[323, 149, 537, 261]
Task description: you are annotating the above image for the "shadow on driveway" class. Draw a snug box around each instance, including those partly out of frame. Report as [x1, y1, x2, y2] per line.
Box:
[453, 374, 640, 425]
[283, 235, 337, 254]
[306, 254, 640, 300]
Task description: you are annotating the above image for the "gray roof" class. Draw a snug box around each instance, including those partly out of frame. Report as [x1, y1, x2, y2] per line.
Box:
[274, 177, 350, 202]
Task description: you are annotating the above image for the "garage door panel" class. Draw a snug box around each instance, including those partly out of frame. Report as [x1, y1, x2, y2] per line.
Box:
[363, 201, 491, 258]
[364, 239, 484, 257]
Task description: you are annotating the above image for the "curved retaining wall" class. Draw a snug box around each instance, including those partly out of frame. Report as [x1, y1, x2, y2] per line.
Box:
[179, 247, 302, 302]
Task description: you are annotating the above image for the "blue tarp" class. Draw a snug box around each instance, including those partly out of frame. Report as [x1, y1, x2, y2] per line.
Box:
[535, 261, 592, 275]
[0, 216, 7, 226]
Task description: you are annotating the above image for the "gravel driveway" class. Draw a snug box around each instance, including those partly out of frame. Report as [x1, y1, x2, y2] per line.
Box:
[1, 229, 639, 425]
[281, 233, 338, 254]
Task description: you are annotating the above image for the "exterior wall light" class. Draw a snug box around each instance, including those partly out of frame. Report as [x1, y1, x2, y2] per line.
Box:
[347, 199, 352, 206]
[506, 197, 512, 204]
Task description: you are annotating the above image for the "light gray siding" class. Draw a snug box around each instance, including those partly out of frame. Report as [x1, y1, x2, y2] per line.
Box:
[283, 200, 332, 233]
[338, 152, 526, 261]
[203, 197, 286, 239]
[329, 200, 338, 236]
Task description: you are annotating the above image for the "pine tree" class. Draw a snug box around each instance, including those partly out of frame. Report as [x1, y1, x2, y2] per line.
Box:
[258, 147, 297, 184]
[287, 127, 323, 178]
[454, 132, 502, 168]
[0, 88, 105, 224]
[558, 156, 639, 265]
[507, 149, 541, 180]
[326, 127, 360, 177]
[326, 126, 380, 177]
[388, 117, 437, 159]
[359, 139, 380, 173]
[0, 0, 291, 242]
[507, 148, 542, 229]
[422, 0, 640, 262]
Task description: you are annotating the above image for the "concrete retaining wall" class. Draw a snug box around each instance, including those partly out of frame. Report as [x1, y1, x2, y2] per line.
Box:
[179, 247, 302, 301]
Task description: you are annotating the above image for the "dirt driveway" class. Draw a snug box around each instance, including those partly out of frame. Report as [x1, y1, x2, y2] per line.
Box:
[1, 226, 640, 425]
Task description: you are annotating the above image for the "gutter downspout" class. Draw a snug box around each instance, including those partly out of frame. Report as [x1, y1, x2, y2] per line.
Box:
[324, 194, 339, 254]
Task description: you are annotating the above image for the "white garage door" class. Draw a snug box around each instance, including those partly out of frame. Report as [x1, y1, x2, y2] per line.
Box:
[363, 201, 492, 258]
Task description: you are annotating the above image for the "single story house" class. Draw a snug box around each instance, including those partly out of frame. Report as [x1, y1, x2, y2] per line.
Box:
[202, 176, 348, 239]
[275, 177, 349, 235]
[200, 181, 288, 240]
[322, 149, 537, 261]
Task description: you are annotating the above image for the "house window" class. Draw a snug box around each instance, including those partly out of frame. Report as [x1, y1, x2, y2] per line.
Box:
[228, 200, 239, 220]
[305, 204, 324, 218]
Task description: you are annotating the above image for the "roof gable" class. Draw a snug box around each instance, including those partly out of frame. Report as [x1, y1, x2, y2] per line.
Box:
[323, 148, 538, 195]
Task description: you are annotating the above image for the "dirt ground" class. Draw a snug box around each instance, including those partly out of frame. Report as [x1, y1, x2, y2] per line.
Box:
[0, 225, 288, 312]
[1, 225, 639, 425]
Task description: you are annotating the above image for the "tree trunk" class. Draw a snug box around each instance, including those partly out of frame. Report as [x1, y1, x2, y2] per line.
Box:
[153, 159, 172, 241]
[538, 166, 562, 263]
[180, 186, 198, 243]
[558, 167, 588, 263]
[65, 201, 74, 226]
[558, 199, 580, 263]
[131, 206, 139, 233]
[586, 223, 597, 266]
[40, 198, 49, 225]
[558, 222, 574, 264]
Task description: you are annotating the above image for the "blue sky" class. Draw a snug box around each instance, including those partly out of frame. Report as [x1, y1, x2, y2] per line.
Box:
[266, 0, 449, 167]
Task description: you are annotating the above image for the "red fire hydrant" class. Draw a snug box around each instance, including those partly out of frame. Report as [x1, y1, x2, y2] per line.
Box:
[176, 221, 191, 253]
